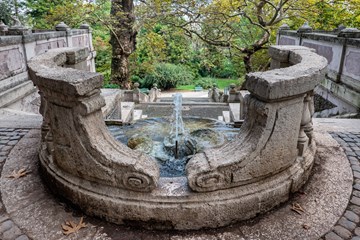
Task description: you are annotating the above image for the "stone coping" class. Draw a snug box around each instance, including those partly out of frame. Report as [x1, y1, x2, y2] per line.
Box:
[0, 29, 89, 46]
[245, 46, 328, 101]
[279, 30, 360, 47]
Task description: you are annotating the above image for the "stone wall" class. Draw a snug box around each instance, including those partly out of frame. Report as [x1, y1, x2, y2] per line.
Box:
[277, 24, 360, 116]
[0, 22, 96, 108]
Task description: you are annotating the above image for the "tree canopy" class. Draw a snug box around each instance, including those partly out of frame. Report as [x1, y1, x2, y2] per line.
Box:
[1, 0, 359, 88]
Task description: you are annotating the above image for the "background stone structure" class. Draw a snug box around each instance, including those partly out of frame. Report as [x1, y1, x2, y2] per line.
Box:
[277, 24, 360, 116]
[0, 22, 96, 108]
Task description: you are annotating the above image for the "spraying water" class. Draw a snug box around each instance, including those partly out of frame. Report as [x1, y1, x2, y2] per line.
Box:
[164, 93, 195, 159]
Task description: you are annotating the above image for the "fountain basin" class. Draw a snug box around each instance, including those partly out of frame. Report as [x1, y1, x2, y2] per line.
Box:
[108, 117, 237, 177]
[40, 144, 314, 229]
[28, 46, 328, 230]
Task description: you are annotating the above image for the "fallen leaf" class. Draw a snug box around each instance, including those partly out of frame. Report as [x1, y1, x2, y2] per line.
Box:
[62, 217, 87, 235]
[291, 203, 305, 215]
[6, 168, 30, 179]
[302, 223, 310, 229]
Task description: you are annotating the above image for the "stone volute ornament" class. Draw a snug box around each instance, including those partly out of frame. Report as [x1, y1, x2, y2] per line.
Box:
[27, 45, 328, 230]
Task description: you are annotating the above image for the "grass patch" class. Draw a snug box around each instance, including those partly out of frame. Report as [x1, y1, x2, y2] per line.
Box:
[176, 77, 243, 91]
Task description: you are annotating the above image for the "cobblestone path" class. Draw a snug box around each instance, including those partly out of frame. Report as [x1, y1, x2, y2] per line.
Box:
[322, 132, 360, 240]
[0, 128, 30, 240]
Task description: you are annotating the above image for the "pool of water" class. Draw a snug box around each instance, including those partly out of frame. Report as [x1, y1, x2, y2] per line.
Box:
[107, 117, 238, 177]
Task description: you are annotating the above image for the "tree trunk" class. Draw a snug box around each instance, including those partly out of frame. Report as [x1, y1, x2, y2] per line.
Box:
[110, 0, 136, 89]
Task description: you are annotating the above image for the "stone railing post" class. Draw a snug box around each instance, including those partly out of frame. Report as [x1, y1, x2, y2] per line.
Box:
[336, 27, 360, 83]
[297, 22, 313, 46]
[149, 83, 160, 102]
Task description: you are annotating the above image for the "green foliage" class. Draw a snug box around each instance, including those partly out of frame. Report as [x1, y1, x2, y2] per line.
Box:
[141, 63, 195, 90]
[103, 83, 120, 89]
[194, 78, 217, 89]
[0, 0, 14, 25]
[176, 77, 243, 91]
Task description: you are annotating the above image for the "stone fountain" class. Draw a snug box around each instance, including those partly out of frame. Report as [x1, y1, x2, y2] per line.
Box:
[27, 45, 328, 230]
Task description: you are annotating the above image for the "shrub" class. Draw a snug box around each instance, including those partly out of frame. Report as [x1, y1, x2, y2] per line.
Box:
[142, 63, 194, 90]
[194, 78, 217, 89]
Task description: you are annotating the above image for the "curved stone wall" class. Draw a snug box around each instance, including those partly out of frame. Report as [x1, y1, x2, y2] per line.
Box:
[28, 45, 327, 230]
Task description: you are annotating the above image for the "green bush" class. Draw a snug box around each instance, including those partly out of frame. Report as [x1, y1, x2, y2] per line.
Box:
[194, 78, 217, 89]
[141, 63, 194, 90]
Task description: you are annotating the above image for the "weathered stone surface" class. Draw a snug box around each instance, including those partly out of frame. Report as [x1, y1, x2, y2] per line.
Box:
[245, 46, 327, 101]
[28, 48, 160, 193]
[26, 46, 326, 229]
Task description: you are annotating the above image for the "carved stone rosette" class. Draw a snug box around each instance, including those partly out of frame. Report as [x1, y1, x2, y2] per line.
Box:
[28, 46, 327, 230]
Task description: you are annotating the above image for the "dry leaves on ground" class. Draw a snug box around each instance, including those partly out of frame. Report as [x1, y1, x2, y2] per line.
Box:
[6, 168, 30, 179]
[291, 203, 305, 215]
[62, 217, 87, 235]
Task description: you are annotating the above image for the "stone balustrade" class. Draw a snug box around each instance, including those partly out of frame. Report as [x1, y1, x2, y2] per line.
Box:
[28, 47, 159, 192]
[27, 45, 327, 230]
[187, 45, 327, 192]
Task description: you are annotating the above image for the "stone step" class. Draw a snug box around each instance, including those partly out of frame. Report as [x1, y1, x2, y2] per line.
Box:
[133, 109, 143, 121]
[229, 103, 241, 121]
[0, 72, 29, 93]
[222, 111, 230, 123]
[0, 81, 36, 108]
[120, 102, 135, 123]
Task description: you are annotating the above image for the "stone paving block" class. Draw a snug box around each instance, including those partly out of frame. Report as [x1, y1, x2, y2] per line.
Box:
[354, 171, 360, 179]
[349, 205, 360, 215]
[0, 220, 14, 233]
[347, 151, 357, 157]
[1, 146, 12, 152]
[0, 157, 6, 163]
[0, 140, 9, 145]
[352, 147, 360, 151]
[352, 189, 360, 198]
[353, 165, 360, 172]
[355, 227, 360, 236]
[333, 225, 352, 239]
[345, 210, 360, 223]
[352, 196, 360, 206]
[350, 157, 360, 165]
[324, 231, 343, 240]
[15, 235, 29, 240]
[338, 217, 357, 231]
[9, 136, 21, 140]
[356, 151, 360, 157]
[0, 151, 9, 156]
[344, 137, 356, 142]
[6, 140, 18, 146]
[2, 225, 22, 240]
[352, 237, 360, 240]
[0, 216, 9, 224]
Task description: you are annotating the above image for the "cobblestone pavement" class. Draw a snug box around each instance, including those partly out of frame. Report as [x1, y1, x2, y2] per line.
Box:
[0, 128, 30, 240]
[321, 132, 360, 240]
[0, 127, 359, 240]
